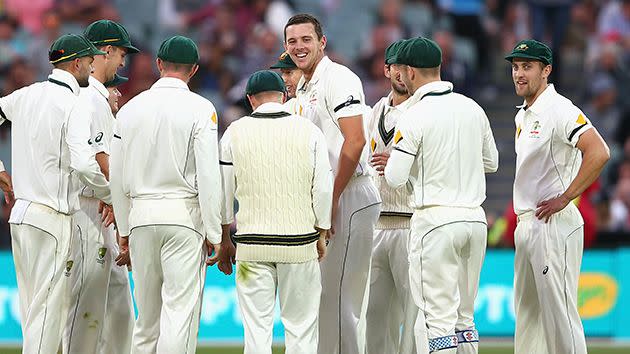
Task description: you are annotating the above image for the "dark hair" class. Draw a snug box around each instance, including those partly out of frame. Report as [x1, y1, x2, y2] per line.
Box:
[284, 13, 324, 41]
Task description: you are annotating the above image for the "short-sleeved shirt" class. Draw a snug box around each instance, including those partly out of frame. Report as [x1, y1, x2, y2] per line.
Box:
[295, 56, 370, 177]
[80, 75, 116, 198]
[513, 84, 593, 215]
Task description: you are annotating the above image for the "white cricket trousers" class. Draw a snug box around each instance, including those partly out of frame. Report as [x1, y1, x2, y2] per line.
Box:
[129, 225, 207, 354]
[236, 259, 321, 354]
[318, 176, 381, 354]
[10, 202, 73, 354]
[514, 203, 586, 354]
[64, 196, 134, 354]
[366, 227, 418, 354]
[408, 206, 487, 354]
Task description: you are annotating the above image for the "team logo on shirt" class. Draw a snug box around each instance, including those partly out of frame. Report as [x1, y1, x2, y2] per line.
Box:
[64, 260, 74, 277]
[94, 132, 103, 143]
[394, 130, 403, 144]
[529, 121, 541, 138]
[96, 247, 107, 265]
[370, 138, 377, 152]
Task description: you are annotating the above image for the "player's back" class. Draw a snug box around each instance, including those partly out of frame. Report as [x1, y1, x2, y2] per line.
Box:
[115, 77, 216, 199]
[408, 92, 493, 208]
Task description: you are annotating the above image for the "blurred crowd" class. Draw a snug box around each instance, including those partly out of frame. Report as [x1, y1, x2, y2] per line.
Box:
[0, 0, 629, 248]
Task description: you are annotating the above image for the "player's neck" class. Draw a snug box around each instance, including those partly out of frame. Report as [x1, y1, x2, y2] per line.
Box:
[390, 92, 408, 107]
[525, 83, 549, 108]
[302, 53, 324, 83]
[91, 71, 107, 84]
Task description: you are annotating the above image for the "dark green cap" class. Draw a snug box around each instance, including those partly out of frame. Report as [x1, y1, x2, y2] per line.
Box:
[385, 39, 406, 64]
[270, 51, 297, 69]
[157, 36, 199, 64]
[505, 39, 552, 66]
[49, 34, 107, 64]
[246, 70, 286, 95]
[104, 73, 128, 87]
[390, 37, 442, 68]
[84, 20, 139, 54]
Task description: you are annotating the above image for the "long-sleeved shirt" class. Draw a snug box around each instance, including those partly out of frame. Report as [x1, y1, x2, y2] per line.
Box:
[0, 68, 110, 215]
[220, 102, 333, 263]
[385, 81, 498, 210]
[110, 77, 222, 243]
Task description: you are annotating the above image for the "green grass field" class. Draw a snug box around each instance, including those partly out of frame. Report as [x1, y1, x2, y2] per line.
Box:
[0, 345, 628, 353]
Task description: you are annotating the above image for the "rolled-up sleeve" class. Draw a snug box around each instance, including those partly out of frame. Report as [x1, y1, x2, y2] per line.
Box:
[66, 99, 111, 203]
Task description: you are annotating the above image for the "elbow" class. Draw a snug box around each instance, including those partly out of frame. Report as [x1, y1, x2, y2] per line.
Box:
[600, 145, 611, 167]
[485, 161, 499, 174]
[384, 172, 405, 190]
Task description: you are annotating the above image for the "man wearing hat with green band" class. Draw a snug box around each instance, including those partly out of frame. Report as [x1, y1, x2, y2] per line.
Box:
[110, 35, 223, 353]
[364, 39, 417, 354]
[0, 33, 111, 353]
[63, 19, 139, 354]
[218, 70, 332, 354]
[507, 39, 610, 354]
[270, 51, 302, 114]
[384, 36, 498, 354]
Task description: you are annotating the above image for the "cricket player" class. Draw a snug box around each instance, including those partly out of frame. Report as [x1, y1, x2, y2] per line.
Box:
[104, 73, 127, 114]
[110, 35, 223, 354]
[0, 34, 111, 353]
[64, 20, 138, 354]
[218, 70, 333, 354]
[270, 51, 302, 114]
[385, 37, 498, 354]
[284, 13, 381, 354]
[365, 39, 418, 354]
[505, 39, 610, 354]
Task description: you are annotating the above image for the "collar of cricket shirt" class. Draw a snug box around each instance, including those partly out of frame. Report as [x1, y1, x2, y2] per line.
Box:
[150, 77, 190, 91]
[412, 80, 454, 102]
[297, 55, 332, 93]
[516, 83, 557, 116]
[250, 102, 291, 119]
[48, 68, 81, 96]
[88, 75, 109, 100]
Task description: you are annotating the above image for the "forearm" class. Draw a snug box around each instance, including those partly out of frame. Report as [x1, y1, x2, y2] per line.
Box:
[95, 152, 109, 180]
[562, 149, 609, 200]
[334, 138, 364, 199]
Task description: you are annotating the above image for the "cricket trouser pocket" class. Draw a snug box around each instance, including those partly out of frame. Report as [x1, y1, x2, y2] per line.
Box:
[513, 203, 587, 354]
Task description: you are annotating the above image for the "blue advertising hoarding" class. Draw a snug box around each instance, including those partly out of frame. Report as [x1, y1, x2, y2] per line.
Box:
[0, 249, 628, 343]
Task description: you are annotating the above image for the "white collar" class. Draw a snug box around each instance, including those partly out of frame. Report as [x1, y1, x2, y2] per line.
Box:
[88, 75, 109, 100]
[411, 81, 454, 101]
[151, 77, 190, 91]
[518, 84, 557, 115]
[297, 55, 332, 92]
[253, 102, 288, 114]
[48, 69, 81, 95]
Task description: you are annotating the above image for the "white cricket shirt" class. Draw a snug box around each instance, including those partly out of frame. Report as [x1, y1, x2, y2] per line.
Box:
[385, 81, 498, 211]
[295, 56, 370, 177]
[0, 68, 111, 215]
[80, 75, 116, 198]
[513, 84, 593, 215]
[110, 77, 222, 243]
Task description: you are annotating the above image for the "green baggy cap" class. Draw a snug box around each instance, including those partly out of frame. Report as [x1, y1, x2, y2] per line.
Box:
[49, 34, 107, 64]
[84, 20, 140, 54]
[270, 51, 297, 69]
[157, 36, 199, 64]
[104, 73, 128, 88]
[246, 70, 286, 95]
[505, 39, 553, 66]
[385, 39, 407, 64]
[390, 37, 442, 68]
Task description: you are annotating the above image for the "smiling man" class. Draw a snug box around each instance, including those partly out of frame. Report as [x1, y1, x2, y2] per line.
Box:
[506, 39, 610, 354]
[284, 13, 381, 354]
